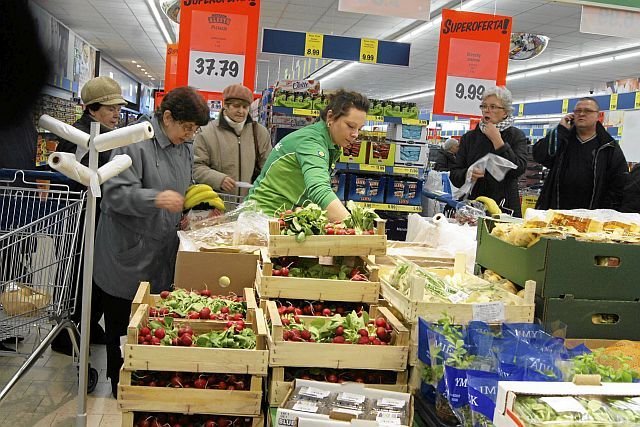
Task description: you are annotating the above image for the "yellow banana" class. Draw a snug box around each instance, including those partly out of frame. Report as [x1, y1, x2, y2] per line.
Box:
[185, 184, 216, 200]
[184, 190, 220, 210]
[475, 196, 502, 216]
[207, 197, 226, 211]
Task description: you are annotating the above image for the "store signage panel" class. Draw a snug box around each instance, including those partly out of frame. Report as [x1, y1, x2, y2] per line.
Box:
[554, 0, 640, 12]
[433, 9, 512, 117]
[580, 5, 640, 39]
[262, 29, 410, 67]
[164, 43, 179, 92]
[338, 0, 430, 20]
[177, 0, 260, 94]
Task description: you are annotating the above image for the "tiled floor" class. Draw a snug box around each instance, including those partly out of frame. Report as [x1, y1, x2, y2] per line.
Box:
[0, 328, 119, 427]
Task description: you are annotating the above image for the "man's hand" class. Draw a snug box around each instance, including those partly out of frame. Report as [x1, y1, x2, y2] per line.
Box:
[179, 214, 190, 230]
[155, 190, 184, 213]
[471, 168, 485, 182]
[559, 113, 574, 130]
[221, 176, 236, 192]
[481, 122, 504, 149]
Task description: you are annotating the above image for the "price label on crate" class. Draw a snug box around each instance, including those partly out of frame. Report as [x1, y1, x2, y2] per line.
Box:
[393, 166, 419, 176]
[360, 38, 378, 63]
[472, 301, 505, 322]
[304, 32, 324, 58]
[360, 164, 386, 172]
[188, 51, 245, 93]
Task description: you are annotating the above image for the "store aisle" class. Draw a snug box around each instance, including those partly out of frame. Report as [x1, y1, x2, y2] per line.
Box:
[0, 335, 120, 427]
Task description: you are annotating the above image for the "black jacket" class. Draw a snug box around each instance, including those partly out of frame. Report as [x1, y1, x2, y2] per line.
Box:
[533, 121, 628, 210]
[620, 164, 640, 213]
[433, 148, 456, 171]
[450, 125, 528, 217]
[0, 113, 37, 170]
[56, 112, 114, 168]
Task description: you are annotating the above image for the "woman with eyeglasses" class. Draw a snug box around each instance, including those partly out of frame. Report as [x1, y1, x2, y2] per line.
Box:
[450, 86, 528, 217]
[92, 86, 209, 398]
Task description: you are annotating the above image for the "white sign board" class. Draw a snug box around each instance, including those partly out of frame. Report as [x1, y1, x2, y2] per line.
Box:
[338, 0, 430, 20]
[621, 110, 640, 162]
[580, 5, 640, 39]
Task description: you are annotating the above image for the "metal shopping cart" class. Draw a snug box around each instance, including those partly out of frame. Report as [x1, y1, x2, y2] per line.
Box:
[218, 192, 245, 211]
[0, 169, 99, 401]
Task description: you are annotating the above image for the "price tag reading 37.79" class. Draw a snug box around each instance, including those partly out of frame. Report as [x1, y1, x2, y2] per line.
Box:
[188, 50, 245, 93]
[443, 75, 494, 117]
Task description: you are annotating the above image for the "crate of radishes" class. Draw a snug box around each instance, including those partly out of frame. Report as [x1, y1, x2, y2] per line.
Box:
[265, 300, 409, 371]
[263, 299, 376, 319]
[131, 282, 258, 324]
[121, 411, 264, 427]
[267, 203, 387, 257]
[118, 369, 263, 416]
[123, 304, 269, 375]
[255, 251, 380, 304]
[268, 367, 408, 406]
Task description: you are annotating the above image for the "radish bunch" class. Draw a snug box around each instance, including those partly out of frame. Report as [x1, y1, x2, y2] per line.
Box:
[275, 299, 367, 318]
[132, 371, 251, 391]
[133, 412, 254, 427]
[269, 256, 370, 281]
[284, 368, 398, 385]
[151, 288, 246, 320]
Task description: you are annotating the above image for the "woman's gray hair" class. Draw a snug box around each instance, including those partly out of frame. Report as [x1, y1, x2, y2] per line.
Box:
[483, 86, 513, 115]
[443, 138, 459, 151]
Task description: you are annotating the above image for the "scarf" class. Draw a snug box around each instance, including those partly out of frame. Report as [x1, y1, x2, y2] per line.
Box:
[223, 113, 246, 135]
[479, 115, 514, 133]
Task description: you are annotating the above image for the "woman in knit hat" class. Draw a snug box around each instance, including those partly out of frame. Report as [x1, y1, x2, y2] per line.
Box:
[193, 84, 271, 199]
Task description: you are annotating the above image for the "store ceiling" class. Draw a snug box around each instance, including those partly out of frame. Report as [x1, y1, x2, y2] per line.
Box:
[32, 0, 640, 108]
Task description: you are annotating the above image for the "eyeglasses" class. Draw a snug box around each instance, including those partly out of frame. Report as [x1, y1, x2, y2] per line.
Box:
[178, 122, 202, 135]
[573, 109, 598, 115]
[479, 104, 506, 111]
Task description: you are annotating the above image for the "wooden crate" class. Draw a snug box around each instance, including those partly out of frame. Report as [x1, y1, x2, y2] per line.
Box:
[265, 300, 409, 370]
[267, 368, 408, 406]
[267, 219, 387, 257]
[131, 282, 258, 323]
[121, 412, 264, 427]
[255, 250, 380, 303]
[118, 370, 262, 416]
[124, 304, 269, 375]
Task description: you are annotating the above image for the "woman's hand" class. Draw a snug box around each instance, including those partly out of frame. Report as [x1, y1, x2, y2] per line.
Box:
[221, 176, 236, 192]
[471, 168, 485, 182]
[481, 122, 504, 149]
[155, 190, 184, 213]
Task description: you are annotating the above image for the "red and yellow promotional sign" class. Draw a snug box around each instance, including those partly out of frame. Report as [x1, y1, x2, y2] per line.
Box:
[433, 10, 512, 117]
[177, 0, 260, 95]
[164, 43, 179, 92]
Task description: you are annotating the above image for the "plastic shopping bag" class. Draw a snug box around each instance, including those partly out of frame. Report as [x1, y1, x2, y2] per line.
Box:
[453, 154, 517, 199]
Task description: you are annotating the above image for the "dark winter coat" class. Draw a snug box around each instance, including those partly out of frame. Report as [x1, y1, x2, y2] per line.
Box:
[0, 113, 37, 170]
[533, 121, 628, 210]
[450, 125, 528, 217]
[433, 148, 456, 171]
[56, 112, 114, 168]
[619, 165, 639, 213]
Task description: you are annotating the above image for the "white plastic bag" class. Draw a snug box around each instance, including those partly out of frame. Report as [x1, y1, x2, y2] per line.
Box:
[453, 154, 517, 199]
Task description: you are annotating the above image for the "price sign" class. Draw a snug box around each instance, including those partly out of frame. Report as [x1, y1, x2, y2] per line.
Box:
[304, 33, 324, 58]
[360, 164, 386, 172]
[562, 99, 569, 114]
[292, 108, 319, 117]
[367, 115, 385, 122]
[610, 93, 619, 111]
[433, 10, 512, 117]
[188, 51, 245, 93]
[360, 38, 378, 63]
[618, 126, 623, 136]
[635, 91, 640, 109]
[518, 103, 524, 116]
[394, 166, 419, 175]
[402, 118, 428, 125]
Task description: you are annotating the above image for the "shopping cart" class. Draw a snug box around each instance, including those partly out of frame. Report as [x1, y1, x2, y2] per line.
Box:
[218, 192, 245, 211]
[0, 169, 98, 401]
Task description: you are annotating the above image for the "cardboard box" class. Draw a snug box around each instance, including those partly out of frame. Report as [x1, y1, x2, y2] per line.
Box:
[174, 250, 259, 292]
[276, 379, 413, 427]
[384, 178, 423, 206]
[367, 141, 396, 166]
[387, 124, 427, 142]
[493, 380, 640, 427]
[347, 175, 386, 203]
[476, 217, 640, 300]
[340, 141, 368, 164]
[394, 142, 429, 167]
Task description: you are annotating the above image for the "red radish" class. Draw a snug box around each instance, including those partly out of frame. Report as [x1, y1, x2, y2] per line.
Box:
[180, 334, 193, 347]
[199, 307, 211, 319]
[220, 306, 230, 314]
[332, 336, 346, 344]
[162, 308, 170, 315]
[335, 306, 345, 315]
[326, 374, 338, 383]
[140, 326, 151, 336]
[286, 306, 295, 314]
[294, 308, 302, 315]
[171, 338, 179, 346]
[183, 325, 193, 335]
[151, 336, 161, 345]
[194, 378, 207, 389]
[346, 228, 356, 235]
[326, 228, 335, 235]
[234, 313, 243, 320]
[375, 317, 387, 328]
[373, 338, 382, 345]
[335, 326, 344, 336]
[154, 328, 166, 339]
[369, 336, 376, 343]
[283, 330, 292, 340]
[218, 381, 227, 390]
[280, 267, 289, 276]
[300, 330, 311, 340]
[336, 229, 346, 235]
[273, 269, 282, 276]
[138, 336, 145, 344]
[160, 290, 170, 299]
[200, 289, 211, 297]
[358, 328, 369, 337]
[357, 336, 370, 345]
[188, 312, 200, 320]
[322, 308, 332, 316]
[204, 422, 215, 427]
[277, 306, 287, 315]
[170, 376, 183, 387]
[293, 316, 300, 324]
[376, 327, 387, 339]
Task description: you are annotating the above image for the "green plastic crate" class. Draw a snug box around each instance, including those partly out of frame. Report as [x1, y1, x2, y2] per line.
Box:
[476, 217, 640, 301]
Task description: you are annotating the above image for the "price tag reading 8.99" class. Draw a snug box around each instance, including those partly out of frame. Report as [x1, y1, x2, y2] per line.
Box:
[443, 75, 494, 117]
[188, 50, 245, 93]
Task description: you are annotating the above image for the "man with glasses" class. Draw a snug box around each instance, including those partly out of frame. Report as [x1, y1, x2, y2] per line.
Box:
[533, 97, 628, 210]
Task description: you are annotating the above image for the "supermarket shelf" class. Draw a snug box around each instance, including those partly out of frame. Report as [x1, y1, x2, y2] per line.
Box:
[350, 201, 422, 213]
[336, 162, 425, 178]
[271, 106, 428, 125]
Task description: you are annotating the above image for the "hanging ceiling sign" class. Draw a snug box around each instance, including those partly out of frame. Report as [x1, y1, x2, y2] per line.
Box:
[338, 0, 430, 20]
[164, 43, 179, 92]
[553, 0, 640, 12]
[262, 29, 411, 67]
[176, 0, 260, 94]
[580, 5, 640, 39]
[433, 9, 512, 118]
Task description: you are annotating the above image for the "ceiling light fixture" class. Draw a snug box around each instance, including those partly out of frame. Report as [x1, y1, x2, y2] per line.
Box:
[525, 69, 550, 77]
[141, 68, 146, 72]
[579, 57, 612, 67]
[132, 60, 137, 64]
[146, 0, 173, 44]
[614, 51, 640, 60]
[136, 64, 141, 68]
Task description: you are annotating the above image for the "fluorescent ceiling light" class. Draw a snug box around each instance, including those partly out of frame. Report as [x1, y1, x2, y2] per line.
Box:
[147, 0, 173, 44]
[132, 60, 137, 64]
[579, 57, 612, 67]
[525, 69, 549, 77]
[614, 51, 640, 60]
[507, 74, 526, 81]
[460, 0, 485, 10]
[550, 63, 579, 72]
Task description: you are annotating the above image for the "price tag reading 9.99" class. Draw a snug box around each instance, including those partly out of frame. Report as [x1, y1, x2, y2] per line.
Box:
[444, 75, 494, 117]
[188, 50, 245, 93]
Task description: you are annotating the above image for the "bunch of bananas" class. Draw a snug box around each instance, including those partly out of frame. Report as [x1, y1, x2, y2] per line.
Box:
[474, 196, 502, 216]
[184, 184, 225, 211]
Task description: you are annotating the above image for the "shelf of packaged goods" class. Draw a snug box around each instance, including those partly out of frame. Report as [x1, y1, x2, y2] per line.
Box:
[271, 106, 427, 125]
[335, 162, 424, 178]
[350, 201, 422, 213]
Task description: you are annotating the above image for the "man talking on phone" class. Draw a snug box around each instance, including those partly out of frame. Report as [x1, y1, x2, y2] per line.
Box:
[533, 97, 628, 210]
